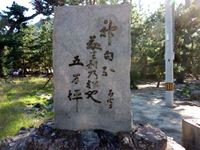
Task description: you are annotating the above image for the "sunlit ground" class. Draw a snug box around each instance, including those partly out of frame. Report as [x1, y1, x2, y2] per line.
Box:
[1, 78, 199, 143]
[132, 84, 200, 143]
[0, 77, 53, 139]
[175, 105, 200, 119]
[137, 82, 165, 89]
[138, 82, 200, 119]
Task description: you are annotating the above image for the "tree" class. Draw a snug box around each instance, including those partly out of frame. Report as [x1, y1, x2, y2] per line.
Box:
[131, 6, 165, 86]
[3, 20, 53, 76]
[29, 20, 53, 75]
[175, 0, 200, 82]
[0, 2, 37, 76]
[0, 0, 60, 76]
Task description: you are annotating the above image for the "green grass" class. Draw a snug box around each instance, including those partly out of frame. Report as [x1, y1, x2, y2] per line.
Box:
[0, 77, 53, 139]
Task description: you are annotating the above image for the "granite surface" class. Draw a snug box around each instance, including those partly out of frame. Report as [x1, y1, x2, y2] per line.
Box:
[53, 4, 132, 132]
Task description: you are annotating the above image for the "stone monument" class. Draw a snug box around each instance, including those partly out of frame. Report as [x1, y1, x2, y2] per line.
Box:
[53, 4, 132, 132]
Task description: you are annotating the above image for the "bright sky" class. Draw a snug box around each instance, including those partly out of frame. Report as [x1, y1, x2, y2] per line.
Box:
[0, 0, 43, 23]
[135, 0, 185, 14]
[0, 0, 185, 23]
[0, 0, 33, 15]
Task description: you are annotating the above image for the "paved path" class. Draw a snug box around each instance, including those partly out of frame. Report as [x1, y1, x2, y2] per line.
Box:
[131, 86, 200, 144]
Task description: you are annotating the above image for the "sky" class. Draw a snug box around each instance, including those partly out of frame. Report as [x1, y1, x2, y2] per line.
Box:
[135, 0, 185, 14]
[0, 0, 33, 15]
[0, 0, 185, 23]
[0, 0, 43, 24]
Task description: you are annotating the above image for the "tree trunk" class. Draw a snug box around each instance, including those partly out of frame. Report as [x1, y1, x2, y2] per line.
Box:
[142, 54, 147, 79]
[0, 46, 4, 77]
[22, 59, 27, 77]
[43, 75, 53, 88]
[156, 80, 160, 88]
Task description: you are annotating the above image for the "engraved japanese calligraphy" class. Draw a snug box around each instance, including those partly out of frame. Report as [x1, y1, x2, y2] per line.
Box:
[54, 4, 132, 132]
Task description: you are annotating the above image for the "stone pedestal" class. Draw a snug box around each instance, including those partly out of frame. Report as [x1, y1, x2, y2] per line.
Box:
[182, 118, 200, 150]
[166, 137, 185, 150]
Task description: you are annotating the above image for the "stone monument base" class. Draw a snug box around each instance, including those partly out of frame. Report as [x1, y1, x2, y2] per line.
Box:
[0, 121, 185, 150]
[182, 118, 200, 150]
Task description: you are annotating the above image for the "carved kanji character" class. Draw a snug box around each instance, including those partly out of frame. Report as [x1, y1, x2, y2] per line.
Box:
[91, 80, 98, 88]
[108, 89, 114, 97]
[102, 66, 108, 76]
[104, 50, 114, 61]
[85, 90, 101, 103]
[68, 89, 82, 113]
[68, 89, 83, 101]
[69, 56, 84, 66]
[71, 73, 80, 84]
[86, 35, 102, 51]
[87, 59, 97, 69]
[86, 80, 91, 89]
[68, 90, 73, 101]
[86, 80, 98, 89]
[91, 51, 97, 59]
[99, 19, 117, 45]
[110, 69, 115, 72]
[107, 89, 114, 109]
[88, 70, 98, 79]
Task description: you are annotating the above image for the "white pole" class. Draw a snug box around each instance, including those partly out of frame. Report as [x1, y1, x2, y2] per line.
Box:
[165, 0, 175, 107]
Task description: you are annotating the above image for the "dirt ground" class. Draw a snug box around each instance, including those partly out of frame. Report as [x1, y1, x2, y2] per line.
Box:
[131, 82, 200, 144]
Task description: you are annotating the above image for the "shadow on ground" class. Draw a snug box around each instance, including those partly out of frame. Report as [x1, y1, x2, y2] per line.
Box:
[131, 86, 200, 144]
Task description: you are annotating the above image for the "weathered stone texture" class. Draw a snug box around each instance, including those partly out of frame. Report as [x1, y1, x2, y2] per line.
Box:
[53, 4, 132, 132]
[182, 119, 200, 150]
[0, 122, 170, 150]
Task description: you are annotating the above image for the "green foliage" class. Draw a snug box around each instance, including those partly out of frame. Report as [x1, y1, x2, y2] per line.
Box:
[131, 1, 200, 84]
[0, 0, 199, 80]
[2, 21, 53, 75]
[181, 86, 190, 97]
[0, 0, 56, 76]
[175, 0, 200, 81]
[0, 77, 53, 139]
[131, 6, 165, 84]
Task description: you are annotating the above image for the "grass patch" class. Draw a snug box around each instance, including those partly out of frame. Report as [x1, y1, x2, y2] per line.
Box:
[0, 77, 53, 139]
